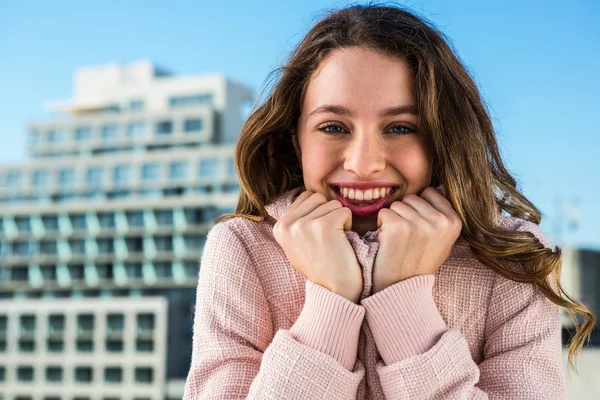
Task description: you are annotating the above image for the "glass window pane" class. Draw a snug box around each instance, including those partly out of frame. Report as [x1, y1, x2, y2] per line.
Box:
[128, 121, 146, 138]
[75, 127, 92, 141]
[130, 99, 144, 111]
[141, 163, 160, 181]
[169, 161, 188, 179]
[5, 170, 22, 188]
[58, 168, 75, 186]
[101, 124, 119, 141]
[113, 165, 132, 185]
[199, 159, 218, 178]
[32, 170, 50, 187]
[155, 120, 173, 135]
[86, 167, 103, 186]
[184, 118, 203, 133]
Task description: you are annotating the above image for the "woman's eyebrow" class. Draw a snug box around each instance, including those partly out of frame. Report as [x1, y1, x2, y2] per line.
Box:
[308, 104, 418, 118]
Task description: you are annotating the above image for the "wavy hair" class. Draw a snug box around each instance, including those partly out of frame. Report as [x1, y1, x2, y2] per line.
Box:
[216, 3, 595, 372]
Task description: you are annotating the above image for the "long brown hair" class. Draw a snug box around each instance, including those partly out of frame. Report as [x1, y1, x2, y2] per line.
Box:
[216, 3, 595, 372]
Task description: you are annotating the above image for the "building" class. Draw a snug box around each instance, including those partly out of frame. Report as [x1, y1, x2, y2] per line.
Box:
[0, 60, 253, 400]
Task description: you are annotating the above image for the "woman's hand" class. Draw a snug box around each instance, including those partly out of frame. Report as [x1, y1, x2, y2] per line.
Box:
[273, 190, 363, 303]
[371, 185, 462, 295]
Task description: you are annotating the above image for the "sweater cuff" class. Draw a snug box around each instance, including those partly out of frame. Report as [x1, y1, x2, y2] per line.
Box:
[288, 279, 365, 371]
[361, 274, 447, 365]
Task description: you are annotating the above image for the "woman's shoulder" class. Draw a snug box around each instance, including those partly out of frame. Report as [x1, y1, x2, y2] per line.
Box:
[495, 214, 552, 248]
[209, 216, 274, 240]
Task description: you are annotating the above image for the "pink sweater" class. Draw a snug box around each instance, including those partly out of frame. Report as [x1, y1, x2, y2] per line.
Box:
[183, 186, 566, 399]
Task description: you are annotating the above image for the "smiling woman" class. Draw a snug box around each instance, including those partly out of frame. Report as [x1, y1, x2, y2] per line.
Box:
[291, 48, 431, 234]
[183, 3, 595, 400]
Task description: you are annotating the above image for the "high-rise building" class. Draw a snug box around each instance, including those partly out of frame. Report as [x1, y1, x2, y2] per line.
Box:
[0, 60, 253, 400]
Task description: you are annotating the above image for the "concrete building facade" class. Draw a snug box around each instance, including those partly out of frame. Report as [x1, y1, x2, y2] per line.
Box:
[0, 60, 252, 400]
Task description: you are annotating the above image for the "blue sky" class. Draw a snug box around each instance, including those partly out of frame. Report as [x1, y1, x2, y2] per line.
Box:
[0, 0, 598, 248]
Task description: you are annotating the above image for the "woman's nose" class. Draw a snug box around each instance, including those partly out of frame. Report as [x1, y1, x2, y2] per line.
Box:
[342, 133, 386, 177]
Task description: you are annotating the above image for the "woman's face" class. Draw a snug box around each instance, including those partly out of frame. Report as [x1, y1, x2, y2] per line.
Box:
[293, 47, 433, 236]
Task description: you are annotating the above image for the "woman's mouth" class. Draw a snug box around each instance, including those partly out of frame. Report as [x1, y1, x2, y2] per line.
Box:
[331, 185, 399, 217]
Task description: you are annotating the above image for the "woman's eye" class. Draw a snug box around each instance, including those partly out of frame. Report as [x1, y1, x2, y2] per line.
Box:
[317, 123, 415, 135]
[389, 125, 414, 134]
[318, 124, 345, 134]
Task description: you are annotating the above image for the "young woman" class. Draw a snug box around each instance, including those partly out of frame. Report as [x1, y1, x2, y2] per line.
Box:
[184, 4, 595, 399]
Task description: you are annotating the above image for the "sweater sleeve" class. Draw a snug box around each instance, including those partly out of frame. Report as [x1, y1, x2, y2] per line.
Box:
[360, 220, 567, 399]
[183, 222, 366, 399]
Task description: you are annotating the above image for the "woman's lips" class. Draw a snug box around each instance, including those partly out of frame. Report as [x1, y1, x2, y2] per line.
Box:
[331, 186, 398, 217]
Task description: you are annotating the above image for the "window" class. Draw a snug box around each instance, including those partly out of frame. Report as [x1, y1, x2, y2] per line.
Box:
[47, 339, 64, 352]
[77, 314, 94, 333]
[71, 214, 87, 230]
[41, 266, 57, 281]
[75, 366, 93, 383]
[69, 239, 86, 255]
[184, 208, 203, 224]
[0, 366, 5, 381]
[184, 234, 206, 251]
[12, 266, 29, 280]
[155, 120, 173, 135]
[104, 367, 122, 383]
[155, 209, 173, 226]
[107, 314, 124, 332]
[199, 158, 219, 178]
[32, 170, 50, 187]
[125, 237, 143, 252]
[15, 216, 31, 232]
[169, 93, 213, 108]
[76, 339, 93, 352]
[86, 167, 103, 186]
[130, 99, 144, 111]
[184, 118, 203, 133]
[128, 121, 146, 138]
[75, 127, 92, 141]
[17, 366, 34, 382]
[5, 170, 22, 188]
[15, 241, 35, 257]
[48, 128, 67, 143]
[20, 314, 35, 333]
[141, 163, 160, 181]
[184, 261, 199, 278]
[126, 211, 144, 227]
[135, 367, 153, 384]
[136, 339, 153, 352]
[97, 263, 114, 280]
[137, 313, 154, 332]
[97, 238, 114, 253]
[0, 315, 7, 332]
[101, 124, 119, 141]
[19, 339, 35, 352]
[69, 264, 85, 280]
[113, 164, 132, 185]
[154, 236, 172, 251]
[154, 262, 171, 278]
[125, 262, 142, 279]
[48, 314, 65, 334]
[98, 212, 116, 229]
[40, 240, 57, 255]
[58, 168, 75, 186]
[46, 366, 63, 382]
[42, 215, 59, 231]
[169, 161, 188, 179]
[106, 339, 123, 352]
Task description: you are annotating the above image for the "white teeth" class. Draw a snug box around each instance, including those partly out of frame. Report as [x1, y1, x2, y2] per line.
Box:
[338, 187, 393, 200]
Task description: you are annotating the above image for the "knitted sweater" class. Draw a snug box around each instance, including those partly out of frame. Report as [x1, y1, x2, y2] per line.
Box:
[183, 185, 566, 399]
